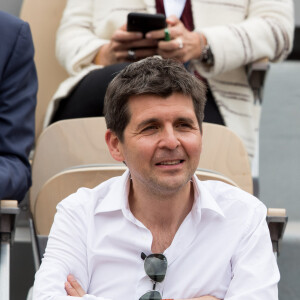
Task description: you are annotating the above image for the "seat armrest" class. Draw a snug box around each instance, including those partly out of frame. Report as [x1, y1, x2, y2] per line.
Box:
[247, 57, 270, 104]
[0, 200, 20, 244]
[0, 200, 19, 213]
[267, 208, 287, 256]
[0, 200, 20, 300]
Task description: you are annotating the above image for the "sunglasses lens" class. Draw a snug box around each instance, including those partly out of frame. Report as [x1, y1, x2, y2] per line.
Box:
[144, 254, 168, 282]
[139, 291, 162, 300]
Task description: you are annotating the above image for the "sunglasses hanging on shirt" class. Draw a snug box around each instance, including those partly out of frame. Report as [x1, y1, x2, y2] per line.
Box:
[139, 252, 168, 300]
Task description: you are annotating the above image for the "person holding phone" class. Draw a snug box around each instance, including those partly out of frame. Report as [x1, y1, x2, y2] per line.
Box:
[47, 0, 294, 159]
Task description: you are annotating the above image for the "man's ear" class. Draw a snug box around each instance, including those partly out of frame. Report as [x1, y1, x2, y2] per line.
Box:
[105, 129, 125, 162]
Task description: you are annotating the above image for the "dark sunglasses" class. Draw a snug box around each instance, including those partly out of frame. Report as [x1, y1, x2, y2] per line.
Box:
[139, 252, 168, 300]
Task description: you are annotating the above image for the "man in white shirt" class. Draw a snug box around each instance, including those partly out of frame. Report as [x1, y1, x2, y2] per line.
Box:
[33, 57, 279, 300]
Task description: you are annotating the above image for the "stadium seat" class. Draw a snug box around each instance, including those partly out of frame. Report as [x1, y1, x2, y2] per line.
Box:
[32, 165, 239, 264]
[28, 117, 286, 269]
[20, 0, 68, 140]
[30, 117, 253, 217]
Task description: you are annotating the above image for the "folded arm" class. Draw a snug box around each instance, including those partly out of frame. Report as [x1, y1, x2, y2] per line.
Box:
[33, 191, 94, 299]
[65, 275, 221, 300]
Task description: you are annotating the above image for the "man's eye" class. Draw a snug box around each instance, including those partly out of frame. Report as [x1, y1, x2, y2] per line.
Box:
[141, 125, 158, 132]
[177, 123, 192, 128]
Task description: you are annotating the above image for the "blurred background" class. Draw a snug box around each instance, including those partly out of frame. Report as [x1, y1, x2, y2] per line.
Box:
[1, 0, 299, 299]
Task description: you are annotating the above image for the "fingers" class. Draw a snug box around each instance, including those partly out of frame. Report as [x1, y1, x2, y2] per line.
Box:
[145, 28, 166, 40]
[65, 274, 86, 297]
[146, 26, 181, 40]
[158, 38, 183, 51]
[112, 39, 157, 53]
[157, 30, 202, 63]
[156, 38, 185, 62]
[166, 15, 181, 26]
[110, 38, 158, 63]
[133, 48, 158, 59]
[146, 16, 182, 41]
[124, 38, 158, 50]
[112, 29, 143, 42]
[65, 281, 79, 297]
[112, 24, 143, 43]
[114, 47, 158, 63]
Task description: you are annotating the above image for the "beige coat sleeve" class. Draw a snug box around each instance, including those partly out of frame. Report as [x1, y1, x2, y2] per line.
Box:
[192, 0, 294, 78]
[56, 0, 108, 75]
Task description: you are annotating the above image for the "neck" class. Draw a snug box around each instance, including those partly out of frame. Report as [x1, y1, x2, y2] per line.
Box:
[129, 180, 194, 252]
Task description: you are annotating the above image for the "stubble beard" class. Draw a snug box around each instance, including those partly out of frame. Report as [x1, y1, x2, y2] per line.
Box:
[144, 168, 195, 198]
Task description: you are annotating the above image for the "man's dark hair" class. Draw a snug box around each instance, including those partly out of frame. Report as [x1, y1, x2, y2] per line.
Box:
[104, 57, 207, 141]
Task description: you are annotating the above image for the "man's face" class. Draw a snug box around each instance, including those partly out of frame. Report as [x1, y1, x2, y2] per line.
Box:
[109, 93, 202, 196]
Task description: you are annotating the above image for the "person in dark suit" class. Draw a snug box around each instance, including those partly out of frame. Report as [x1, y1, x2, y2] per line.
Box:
[0, 11, 37, 202]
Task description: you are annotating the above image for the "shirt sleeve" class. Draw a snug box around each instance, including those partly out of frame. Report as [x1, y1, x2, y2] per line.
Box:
[32, 190, 112, 300]
[224, 203, 280, 299]
[0, 21, 37, 202]
[56, 0, 109, 75]
[194, 0, 294, 77]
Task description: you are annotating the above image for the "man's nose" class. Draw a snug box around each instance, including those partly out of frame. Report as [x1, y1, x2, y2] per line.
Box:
[158, 127, 180, 149]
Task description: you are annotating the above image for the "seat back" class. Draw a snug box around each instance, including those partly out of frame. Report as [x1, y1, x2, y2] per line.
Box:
[30, 117, 252, 215]
[34, 165, 239, 235]
[199, 123, 252, 193]
[30, 118, 115, 213]
[31, 118, 285, 263]
[20, 0, 68, 140]
[34, 166, 127, 235]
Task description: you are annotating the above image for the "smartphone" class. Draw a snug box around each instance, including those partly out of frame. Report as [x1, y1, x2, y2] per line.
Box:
[127, 12, 166, 37]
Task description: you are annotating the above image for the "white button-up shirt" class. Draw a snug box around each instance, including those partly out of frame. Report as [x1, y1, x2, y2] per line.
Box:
[164, 0, 186, 18]
[33, 170, 279, 300]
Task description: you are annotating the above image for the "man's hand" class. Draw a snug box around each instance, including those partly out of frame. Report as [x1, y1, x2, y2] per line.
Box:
[93, 24, 158, 66]
[65, 274, 86, 297]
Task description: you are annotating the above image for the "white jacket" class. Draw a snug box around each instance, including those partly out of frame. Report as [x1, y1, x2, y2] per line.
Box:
[45, 0, 294, 158]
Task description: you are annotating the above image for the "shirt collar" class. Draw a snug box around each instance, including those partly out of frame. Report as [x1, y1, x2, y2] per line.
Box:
[95, 170, 225, 219]
[95, 169, 131, 214]
[192, 174, 226, 218]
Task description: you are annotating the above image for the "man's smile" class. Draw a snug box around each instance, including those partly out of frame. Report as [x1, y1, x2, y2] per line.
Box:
[155, 160, 184, 166]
